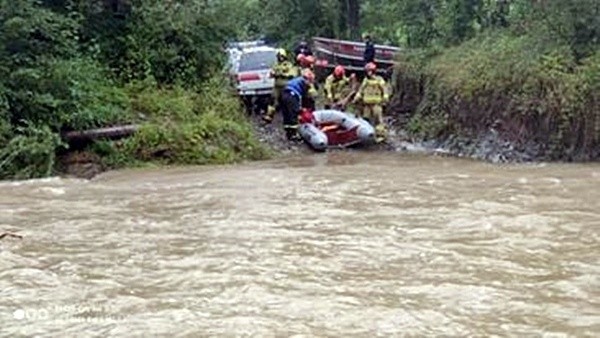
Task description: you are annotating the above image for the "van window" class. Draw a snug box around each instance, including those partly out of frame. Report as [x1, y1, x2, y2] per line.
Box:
[238, 51, 277, 72]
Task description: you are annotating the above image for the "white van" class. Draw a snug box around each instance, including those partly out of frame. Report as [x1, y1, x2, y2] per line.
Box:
[234, 46, 278, 114]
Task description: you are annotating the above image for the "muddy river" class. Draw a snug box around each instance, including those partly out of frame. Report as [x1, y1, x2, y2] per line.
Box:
[1, 153, 599, 336]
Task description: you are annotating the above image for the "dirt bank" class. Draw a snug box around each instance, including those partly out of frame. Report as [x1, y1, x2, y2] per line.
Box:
[58, 151, 106, 180]
[58, 108, 549, 180]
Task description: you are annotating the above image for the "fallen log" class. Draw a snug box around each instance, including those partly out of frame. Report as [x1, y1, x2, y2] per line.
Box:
[63, 124, 140, 143]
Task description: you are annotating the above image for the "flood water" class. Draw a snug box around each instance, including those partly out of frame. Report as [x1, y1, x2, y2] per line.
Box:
[1, 152, 599, 337]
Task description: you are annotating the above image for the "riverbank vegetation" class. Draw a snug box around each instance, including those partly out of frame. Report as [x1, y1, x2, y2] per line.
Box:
[229, 0, 599, 160]
[1, 1, 598, 179]
[389, 1, 600, 160]
[0, 0, 271, 180]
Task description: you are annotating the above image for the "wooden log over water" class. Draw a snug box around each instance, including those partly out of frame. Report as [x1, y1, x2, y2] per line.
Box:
[63, 124, 140, 143]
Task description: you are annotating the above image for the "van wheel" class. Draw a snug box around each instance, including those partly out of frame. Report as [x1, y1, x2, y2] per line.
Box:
[256, 96, 270, 114]
[241, 97, 253, 114]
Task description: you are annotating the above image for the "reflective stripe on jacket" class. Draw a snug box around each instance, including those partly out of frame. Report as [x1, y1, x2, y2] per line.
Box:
[272, 61, 297, 87]
[324, 74, 350, 101]
[355, 75, 388, 104]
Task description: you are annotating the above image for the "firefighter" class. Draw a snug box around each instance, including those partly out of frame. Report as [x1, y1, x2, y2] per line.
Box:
[304, 55, 316, 71]
[296, 54, 315, 71]
[280, 69, 316, 141]
[362, 33, 375, 65]
[294, 54, 317, 110]
[296, 53, 306, 67]
[263, 48, 297, 123]
[324, 65, 353, 109]
[353, 62, 389, 142]
[294, 40, 313, 59]
[303, 78, 318, 111]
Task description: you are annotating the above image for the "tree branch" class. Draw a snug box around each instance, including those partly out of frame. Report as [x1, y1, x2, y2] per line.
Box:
[0, 232, 23, 240]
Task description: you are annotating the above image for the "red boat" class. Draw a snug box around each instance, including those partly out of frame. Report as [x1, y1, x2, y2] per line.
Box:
[298, 108, 376, 151]
[311, 36, 401, 80]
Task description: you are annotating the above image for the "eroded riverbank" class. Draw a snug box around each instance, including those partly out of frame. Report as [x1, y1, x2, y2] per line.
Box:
[56, 109, 599, 181]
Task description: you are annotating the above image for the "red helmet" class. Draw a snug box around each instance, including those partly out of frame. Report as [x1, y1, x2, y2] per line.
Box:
[365, 62, 377, 72]
[305, 55, 315, 65]
[296, 53, 306, 63]
[334, 65, 345, 77]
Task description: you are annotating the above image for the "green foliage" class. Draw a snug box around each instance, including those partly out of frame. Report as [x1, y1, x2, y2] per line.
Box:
[255, 0, 340, 46]
[1, 0, 599, 180]
[124, 113, 268, 165]
[359, 0, 599, 54]
[0, 87, 11, 146]
[108, 78, 271, 167]
[529, 0, 600, 60]
[0, 0, 271, 180]
[0, 0, 80, 68]
[6, 58, 132, 131]
[79, 0, 230, 87]
[398, 31, 600, 158]
[0, 122, 65, 179]
[126, 82, 198, 123]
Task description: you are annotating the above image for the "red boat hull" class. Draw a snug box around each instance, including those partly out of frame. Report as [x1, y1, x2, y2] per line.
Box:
[311, 36, 400, 80]
[318, 123, 361, 147]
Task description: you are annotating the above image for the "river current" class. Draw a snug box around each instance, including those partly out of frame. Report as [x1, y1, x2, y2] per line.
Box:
[1, 152, 598, 336]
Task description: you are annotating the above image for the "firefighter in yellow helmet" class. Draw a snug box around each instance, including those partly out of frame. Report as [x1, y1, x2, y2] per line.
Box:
[324, 65, 354, 110]
[263, 48, 298, 123]
[353, 62, 389, 142]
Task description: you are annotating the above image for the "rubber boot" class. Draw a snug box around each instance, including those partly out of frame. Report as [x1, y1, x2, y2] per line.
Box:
[375, 124, 387, 143]
[285, 127, 301, 142]
[262, 105, 275, 124]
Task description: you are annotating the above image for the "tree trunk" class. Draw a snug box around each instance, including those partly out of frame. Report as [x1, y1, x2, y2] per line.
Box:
[63, 125, 139, 143]
[347, 0, 360, 39]
[338, 0, 360, 39]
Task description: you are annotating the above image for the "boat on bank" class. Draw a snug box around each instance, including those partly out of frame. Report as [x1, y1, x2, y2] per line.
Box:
[298, 109, 376, 151]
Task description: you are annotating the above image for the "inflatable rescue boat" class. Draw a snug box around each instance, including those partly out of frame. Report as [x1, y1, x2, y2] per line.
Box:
[298, 109, 376, 151]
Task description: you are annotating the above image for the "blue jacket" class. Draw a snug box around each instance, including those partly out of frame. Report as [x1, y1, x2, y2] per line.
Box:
[285, 76, 309, 98]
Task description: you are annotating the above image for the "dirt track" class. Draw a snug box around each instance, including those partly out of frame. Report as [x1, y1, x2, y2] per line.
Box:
[249, 108, 548, 164]
[248, 111, 407, 155]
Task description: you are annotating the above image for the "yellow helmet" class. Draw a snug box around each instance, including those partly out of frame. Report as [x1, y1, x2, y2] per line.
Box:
[277, 48, 287, 59]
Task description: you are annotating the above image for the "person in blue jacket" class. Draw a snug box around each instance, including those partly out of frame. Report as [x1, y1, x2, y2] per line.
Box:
[280, 69, 316, 141]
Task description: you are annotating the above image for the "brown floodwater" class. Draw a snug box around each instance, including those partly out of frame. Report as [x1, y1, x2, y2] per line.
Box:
[1, 152, 599, 336]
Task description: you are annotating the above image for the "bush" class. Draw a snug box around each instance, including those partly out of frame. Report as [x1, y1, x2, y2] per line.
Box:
[126, 80, 198, 123]
[122, 112, 269, 165]
[101, 1, 229, 87]
[573, 51, 600, 155]
[6, 57, 132, 131]
[394, 31, 600, 159]
[0, 87, 11, 146]
[390, 47, 442, 115]
[0, 122, 65, 179]
[99, 76, 271, 168]
[0, 0, 80, 69]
